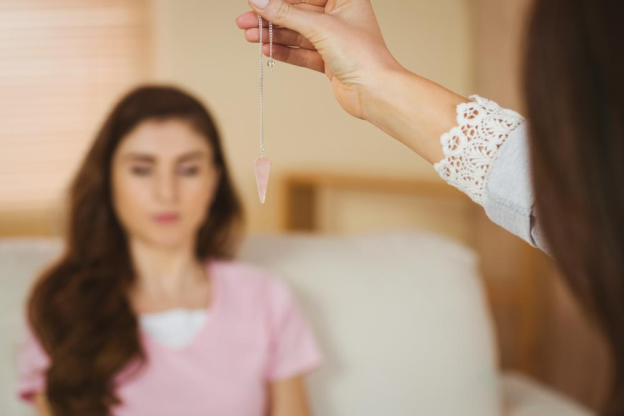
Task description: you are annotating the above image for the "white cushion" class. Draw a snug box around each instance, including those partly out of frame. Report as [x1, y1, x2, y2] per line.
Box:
[502, 372, 595, 416]
[0, 239, 63, 416]
[239, 231, 501, 416]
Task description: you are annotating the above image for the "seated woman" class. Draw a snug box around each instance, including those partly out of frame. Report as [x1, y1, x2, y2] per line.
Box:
[17, 85, 322, 416]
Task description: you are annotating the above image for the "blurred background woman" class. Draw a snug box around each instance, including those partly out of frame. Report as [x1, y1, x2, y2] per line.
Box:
[18, 85, 322, 416]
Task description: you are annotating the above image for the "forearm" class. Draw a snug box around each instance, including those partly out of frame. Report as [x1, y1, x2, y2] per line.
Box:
[362, 67, 467, 165]
[269, 376, 312, 416]
[362, 66, 546, 250]
[35, 394, 52, 416]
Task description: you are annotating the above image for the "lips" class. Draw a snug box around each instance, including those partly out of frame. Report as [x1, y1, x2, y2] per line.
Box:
[153, 213, 180, 223]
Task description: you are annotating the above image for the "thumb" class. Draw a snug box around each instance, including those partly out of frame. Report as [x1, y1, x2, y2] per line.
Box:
[248, 0, 320, 39]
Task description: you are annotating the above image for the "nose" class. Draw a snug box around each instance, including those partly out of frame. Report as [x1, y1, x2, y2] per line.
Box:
[154, 169, 178, 204]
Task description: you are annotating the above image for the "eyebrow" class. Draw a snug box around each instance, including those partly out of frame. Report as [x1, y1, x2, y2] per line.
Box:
[122, 150, 209, 163]
[177, 151, 209, 162]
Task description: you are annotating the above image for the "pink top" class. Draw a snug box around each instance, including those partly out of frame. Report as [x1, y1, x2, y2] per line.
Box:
[17, 259, 323, 416]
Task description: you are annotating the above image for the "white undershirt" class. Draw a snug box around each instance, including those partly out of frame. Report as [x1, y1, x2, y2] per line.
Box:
[140, 309, 208, 349]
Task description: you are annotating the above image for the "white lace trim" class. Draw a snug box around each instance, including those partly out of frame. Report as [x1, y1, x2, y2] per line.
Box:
[433, 95, 525, 205]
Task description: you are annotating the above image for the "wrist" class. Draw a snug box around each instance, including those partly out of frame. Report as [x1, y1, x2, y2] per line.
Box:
[361, 65, 419, 126]
[361, 67, 467, 164]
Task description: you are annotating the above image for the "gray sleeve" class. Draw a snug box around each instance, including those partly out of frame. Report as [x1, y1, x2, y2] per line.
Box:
[482, 123, 549, 253]
[433, 95, 548, 255]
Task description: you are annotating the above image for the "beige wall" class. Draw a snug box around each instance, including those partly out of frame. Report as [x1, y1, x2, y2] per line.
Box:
[149, 0, 476, 234]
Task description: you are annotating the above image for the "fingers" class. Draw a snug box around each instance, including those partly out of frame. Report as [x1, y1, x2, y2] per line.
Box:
[236, 2, 323, 30]
[246, 0, 322, 40]
[285, 0, 328, 6]
[263, 44, 325, 73]
[245, 27, 316, 50]
[287, 2, 325, 13]
[236, 11, 268, 29]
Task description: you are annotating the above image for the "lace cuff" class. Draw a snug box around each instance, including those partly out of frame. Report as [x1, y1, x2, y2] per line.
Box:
[433, 95, 526, 205]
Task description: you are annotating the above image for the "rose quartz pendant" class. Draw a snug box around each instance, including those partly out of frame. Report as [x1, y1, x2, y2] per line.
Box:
[253, 156, 271, 204]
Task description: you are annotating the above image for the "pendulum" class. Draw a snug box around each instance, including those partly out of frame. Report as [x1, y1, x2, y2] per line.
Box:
[253, 15, 275, 204]
[253, 16, 274, 204]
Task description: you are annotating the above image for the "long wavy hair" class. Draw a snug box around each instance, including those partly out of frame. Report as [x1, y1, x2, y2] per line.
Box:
[27, 85, 245, 415]
[524, 0, 624, 414]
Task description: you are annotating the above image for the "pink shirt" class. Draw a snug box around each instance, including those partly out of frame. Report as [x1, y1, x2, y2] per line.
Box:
[18, 259, 322, 416]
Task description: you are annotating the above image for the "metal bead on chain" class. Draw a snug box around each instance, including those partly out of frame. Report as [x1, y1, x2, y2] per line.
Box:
[268, 22, 275, 69]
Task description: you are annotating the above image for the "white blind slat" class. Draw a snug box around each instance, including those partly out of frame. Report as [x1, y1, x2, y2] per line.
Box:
[0, 0, 151, 211]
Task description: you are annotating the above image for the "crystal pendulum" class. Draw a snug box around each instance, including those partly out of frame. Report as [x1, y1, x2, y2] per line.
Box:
[254, 15, 275, 204]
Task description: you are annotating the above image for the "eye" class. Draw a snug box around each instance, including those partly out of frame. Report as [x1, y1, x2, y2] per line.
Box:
[131, 165, 152, 176]
[178, 165, 200, 176]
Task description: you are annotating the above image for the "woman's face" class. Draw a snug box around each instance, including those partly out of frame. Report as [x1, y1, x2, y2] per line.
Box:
[111, 119, 221, 250]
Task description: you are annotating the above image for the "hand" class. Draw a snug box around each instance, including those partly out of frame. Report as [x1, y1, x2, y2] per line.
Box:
[237, 0, 466, 165]
[236, 0, 403, 121]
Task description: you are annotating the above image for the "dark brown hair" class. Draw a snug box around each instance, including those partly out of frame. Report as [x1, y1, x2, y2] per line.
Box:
[524, 0, 624, 414]
[27, 85, 245, 415]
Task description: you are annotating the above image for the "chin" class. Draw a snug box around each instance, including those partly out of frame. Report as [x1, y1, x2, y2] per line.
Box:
[144, 229, 193, 251]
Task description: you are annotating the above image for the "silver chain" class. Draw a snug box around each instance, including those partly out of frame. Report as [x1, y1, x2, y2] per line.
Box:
[259, 16, 274, 157]
[269, 21, 274, 67]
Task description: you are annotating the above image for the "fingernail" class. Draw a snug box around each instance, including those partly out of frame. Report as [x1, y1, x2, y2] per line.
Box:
[250, 0, 270, 9]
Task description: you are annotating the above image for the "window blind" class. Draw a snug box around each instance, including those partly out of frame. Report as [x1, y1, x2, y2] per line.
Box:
[0, 0, 151, 214]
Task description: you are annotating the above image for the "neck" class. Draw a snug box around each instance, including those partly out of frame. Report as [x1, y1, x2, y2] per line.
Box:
[129, 238, 204, 297]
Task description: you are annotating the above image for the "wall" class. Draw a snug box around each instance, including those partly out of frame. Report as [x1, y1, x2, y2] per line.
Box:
[149, 0, 476, 234]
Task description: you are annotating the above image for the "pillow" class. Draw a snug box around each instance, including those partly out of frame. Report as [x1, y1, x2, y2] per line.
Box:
[239, 231, 501, 416]
[0, 238, 62, 416]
